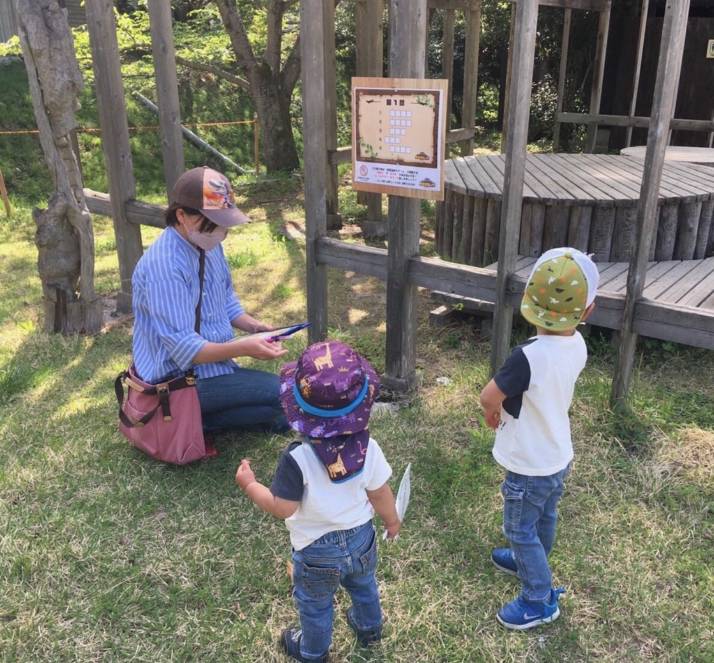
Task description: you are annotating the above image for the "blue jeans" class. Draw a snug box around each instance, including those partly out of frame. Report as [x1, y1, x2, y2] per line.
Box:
[291, 521, 381, 660]
[196, 368, 289, 434]
[501, 463, 571, 602]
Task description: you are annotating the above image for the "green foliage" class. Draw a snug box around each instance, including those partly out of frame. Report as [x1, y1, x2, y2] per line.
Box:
[529, 73, 558, 141]
[0, 36, 21, 58]
[1, 4, 267, 204]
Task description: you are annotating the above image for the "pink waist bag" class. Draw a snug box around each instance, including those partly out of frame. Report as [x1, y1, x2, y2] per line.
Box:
[115, 365, 207, 465]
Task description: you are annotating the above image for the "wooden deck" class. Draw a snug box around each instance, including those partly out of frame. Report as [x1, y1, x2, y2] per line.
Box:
[499, 256, 714, 308]
[444, 153, 714, 206]
[620, 145, 714, 166]
[438, 153, 714, 266]
[433, 256, 714, 349]
[478, 256, 714, 348]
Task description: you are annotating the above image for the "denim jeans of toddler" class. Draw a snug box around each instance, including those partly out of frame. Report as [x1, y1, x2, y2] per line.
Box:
[291, 521, 381, 660]
[501, 463, 571, 602]
[196, 367, 289, 433]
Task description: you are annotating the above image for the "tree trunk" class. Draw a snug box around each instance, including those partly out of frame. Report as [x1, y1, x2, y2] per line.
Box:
[17, 0, 102, 334]
[253, 74, 300, 173]
[214, 0, 302, 174]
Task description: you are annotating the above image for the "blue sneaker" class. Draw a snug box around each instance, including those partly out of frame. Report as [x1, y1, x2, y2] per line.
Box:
[496, 588, 565, 630]
[345, 608, 382, 646]
[279, 628, 328, 662]
[491, 548, 518, 576]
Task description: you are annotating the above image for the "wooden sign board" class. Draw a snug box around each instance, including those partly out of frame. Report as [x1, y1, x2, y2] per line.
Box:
[352, 77, 448, 201]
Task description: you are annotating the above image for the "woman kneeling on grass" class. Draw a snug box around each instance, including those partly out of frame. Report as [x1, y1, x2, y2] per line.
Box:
[131, 166, 289, 452]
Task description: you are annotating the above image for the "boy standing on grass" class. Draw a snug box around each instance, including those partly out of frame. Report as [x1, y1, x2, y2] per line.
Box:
[235, 341, 401, 662]
[479, 248, 599, 630]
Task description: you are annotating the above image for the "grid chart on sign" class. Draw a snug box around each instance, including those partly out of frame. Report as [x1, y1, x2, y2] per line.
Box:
[354, 88, 440, 168]
[384, 110, 413, 154]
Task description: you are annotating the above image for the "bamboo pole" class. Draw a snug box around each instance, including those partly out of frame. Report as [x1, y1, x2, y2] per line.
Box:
[625, 0, 649, 148]
[460, 0, 482, 155]
[0, 168, 11, 217]
[585, 1, 611, 153]
[133, 92, 246, 174]
[253, 113, 260, 174]
[552, 8, 571, 152]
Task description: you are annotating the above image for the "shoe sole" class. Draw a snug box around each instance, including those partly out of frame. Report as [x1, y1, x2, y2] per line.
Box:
[496, 606, 560, 631]
[491, 557, 518, 577]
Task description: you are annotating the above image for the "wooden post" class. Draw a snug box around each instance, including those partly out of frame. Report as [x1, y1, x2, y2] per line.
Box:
[625, 0, 649, 148]
[384, 0, 427, 393]
[85, 0, 143, 314]
[500, 4, 516, 152]
[323, 0, 341, 230]
[611, 0, 691, 406]
[585, 1, 611, 153]
[0, 168, 11, 217]
[442, 9, 455, 130]
[356, 0, 385, 234]
[460, 0, 482, 156]
[147, 0, 184, 195]
[552, 8, 571, 152]
[301, 0, 329, 343]
[490, 0, 538, 374]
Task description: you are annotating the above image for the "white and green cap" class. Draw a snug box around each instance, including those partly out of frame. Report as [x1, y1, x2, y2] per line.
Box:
[521, 248, 599, 331]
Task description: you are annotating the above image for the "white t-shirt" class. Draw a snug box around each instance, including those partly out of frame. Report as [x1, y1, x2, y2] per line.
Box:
[492, 332, 587, 476]
[270, 437, 392, 550]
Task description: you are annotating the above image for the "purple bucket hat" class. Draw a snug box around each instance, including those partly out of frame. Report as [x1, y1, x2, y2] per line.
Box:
[279, 341, 380, 439]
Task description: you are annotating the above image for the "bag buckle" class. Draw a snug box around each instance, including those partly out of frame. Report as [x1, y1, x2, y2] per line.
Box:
[185, 374, 196, 386]
[157, 382, 172, 421]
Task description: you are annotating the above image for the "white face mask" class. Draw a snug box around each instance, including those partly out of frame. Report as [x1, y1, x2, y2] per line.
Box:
[187, 226, 228, 251]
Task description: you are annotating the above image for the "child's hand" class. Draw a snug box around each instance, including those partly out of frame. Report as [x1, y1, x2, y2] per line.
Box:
[384, 519, 401, 540]
[480, 379, 506, 430]
[235, 459, 256, 491]
[484, 408, 501, 430]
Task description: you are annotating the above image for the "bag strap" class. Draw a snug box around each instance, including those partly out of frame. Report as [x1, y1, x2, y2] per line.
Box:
[115, 371, 158, 428]
[115, 371, 197, 428]
[195, 248, 205, 334]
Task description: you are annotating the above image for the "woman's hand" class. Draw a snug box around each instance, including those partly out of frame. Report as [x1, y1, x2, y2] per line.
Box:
[236, 459, 256, 491]
[231, 312, 272, 333]
[232, 336, 288, 360]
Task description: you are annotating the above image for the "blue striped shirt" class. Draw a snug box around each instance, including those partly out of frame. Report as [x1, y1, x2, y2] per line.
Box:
[131, 227, 244, 383]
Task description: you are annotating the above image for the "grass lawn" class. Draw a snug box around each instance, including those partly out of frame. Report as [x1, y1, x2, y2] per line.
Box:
[0, 177, 713, 662]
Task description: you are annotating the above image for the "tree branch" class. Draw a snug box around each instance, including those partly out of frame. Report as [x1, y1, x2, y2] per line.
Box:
[266, 0, 284, 75]
[280, 0, 340, 92]
[213, 0, 259, 81]
[281, 35, 301, 93]
[174, 54, 250, 91]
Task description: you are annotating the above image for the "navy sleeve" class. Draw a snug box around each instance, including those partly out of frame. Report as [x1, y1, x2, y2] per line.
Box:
[270, 443, 304, 502]
[493, 347, 531, 398]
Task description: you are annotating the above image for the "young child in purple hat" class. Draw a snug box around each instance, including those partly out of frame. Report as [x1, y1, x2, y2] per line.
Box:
[235, 340, 400, 663]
